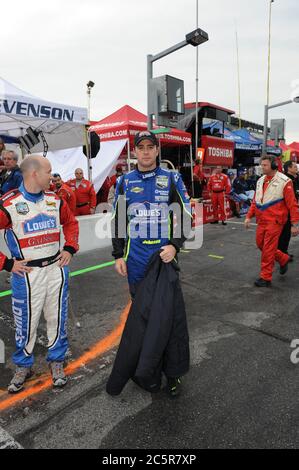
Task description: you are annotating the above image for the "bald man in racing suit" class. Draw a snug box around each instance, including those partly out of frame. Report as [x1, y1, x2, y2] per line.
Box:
[0, 156, 79, 393]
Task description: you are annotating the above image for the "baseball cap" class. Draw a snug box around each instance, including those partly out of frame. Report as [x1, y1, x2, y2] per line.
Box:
[134, 130, 158, 147]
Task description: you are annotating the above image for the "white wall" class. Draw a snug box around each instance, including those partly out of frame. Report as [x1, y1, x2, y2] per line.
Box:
[0, 213, 113, 257]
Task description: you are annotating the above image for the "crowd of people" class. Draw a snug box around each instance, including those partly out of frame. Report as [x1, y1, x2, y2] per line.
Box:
[0, 132, 299, 399]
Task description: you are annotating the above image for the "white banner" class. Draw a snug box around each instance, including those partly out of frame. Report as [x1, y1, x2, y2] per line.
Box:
[0, 77, 88, 150]
[46, 139, 127, 193]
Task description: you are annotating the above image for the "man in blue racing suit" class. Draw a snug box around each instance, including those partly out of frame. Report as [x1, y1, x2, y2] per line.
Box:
[111, 130, 192, 396]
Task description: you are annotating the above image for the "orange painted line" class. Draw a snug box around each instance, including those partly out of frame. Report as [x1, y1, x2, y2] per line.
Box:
[0, 302, 131, 412]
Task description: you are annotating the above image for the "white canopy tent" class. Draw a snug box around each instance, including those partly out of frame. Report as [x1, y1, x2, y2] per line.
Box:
[46, 139, 127, 193]
[0, 77, 88, 152]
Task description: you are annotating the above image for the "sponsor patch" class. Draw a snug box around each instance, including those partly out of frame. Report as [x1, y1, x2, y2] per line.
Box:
[131, 187, 144, 194]
[173, 173, 180, 183]
[156, 176, 169, 189]
[155, 189, 169, 195]
[155, 196, 169, 202]
[23, 214, 57, 234]
[142, 239, 161, 245]
[46, 201, 56, 207]
[141, 172, 156, 179]
[15, 202, 29, 215]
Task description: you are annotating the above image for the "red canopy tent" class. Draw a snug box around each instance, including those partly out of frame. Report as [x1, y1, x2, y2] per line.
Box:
[89, 104, 192, 149]
[267, 140, 299, 162]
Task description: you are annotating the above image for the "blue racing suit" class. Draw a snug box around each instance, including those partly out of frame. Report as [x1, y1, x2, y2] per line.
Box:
[111, 166, 192, 286]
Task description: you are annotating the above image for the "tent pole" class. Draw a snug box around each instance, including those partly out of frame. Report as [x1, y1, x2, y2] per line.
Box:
[158, 137, 162, 165]
[127, 138, 130, 171]
[190, 144, 194, 198]
[84, 126, 92, 182]
[19, 128, 26, 160]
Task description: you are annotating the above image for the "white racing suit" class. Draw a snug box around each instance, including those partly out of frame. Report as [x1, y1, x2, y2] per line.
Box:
[0, 183, 79, 367]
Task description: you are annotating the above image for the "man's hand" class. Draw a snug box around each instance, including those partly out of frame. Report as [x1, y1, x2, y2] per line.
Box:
[115, 258, 127, 277]
[291, 226, 299, 237]
[11, 259, 33, 276]
[90, 208, 96, 215]
[55, 250, 73, 267]
[160, 245, 177, 264]
[244, 218, 251, 229]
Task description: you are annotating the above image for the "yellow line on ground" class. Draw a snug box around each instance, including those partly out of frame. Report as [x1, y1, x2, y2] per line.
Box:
[208, 255, 224, 260]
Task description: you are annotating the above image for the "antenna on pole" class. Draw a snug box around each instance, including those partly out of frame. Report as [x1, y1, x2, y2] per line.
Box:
[234, 20, 242, 129]
[195, 0, 199, 156]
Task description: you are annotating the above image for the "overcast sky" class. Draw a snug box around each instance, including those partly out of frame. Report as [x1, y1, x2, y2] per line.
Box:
[1, 0, 298, 142]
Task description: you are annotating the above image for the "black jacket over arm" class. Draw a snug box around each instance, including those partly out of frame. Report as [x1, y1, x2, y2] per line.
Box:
[106, 251, 190, 395]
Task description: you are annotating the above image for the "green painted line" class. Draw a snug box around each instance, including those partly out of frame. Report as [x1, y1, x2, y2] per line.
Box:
[0, 289, 11, 299]
[0, 260, 116, 299]
[181, 250, 190, 253]
[208, 255, 224, 260]
[70, 261, 115, 278]
[0, 247, 192, 300]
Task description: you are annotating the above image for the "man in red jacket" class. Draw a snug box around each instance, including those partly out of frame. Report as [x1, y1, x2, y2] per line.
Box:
[245, 155, 299, 287]
[66, 168, 97, 216]
[193, 159, 205, 199]
[109, 164, 124, 189]
[207, 166, 231, 225]
[52, 173, 76, 215]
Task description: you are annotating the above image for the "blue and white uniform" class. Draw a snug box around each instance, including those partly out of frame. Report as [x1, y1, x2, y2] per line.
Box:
[0, 183, 79, 367]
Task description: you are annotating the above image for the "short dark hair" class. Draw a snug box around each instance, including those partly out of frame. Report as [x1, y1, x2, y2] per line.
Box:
[283, 160, 295, 175]
[52, 173, 61, 178]
[261, 155, 272, 163]
[134, 130, 158, 147]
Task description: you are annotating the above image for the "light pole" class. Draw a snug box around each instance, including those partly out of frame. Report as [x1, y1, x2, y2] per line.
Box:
[262, 0, 274, 154]
[87, 80, 95, 122]
[266, 0, 274, 108]
[195, 0, 199, 160]
[86, 80, 95, 182]
[263, 97, 299, 154]
[147, 28, 209, 130]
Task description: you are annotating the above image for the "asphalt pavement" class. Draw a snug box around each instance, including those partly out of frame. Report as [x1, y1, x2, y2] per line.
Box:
[1, 219, 299, 449]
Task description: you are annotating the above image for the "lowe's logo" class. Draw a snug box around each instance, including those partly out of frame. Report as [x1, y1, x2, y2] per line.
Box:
[0, 100, 74, 121]
[134, 208, 161, 217]
[24, 214, 57, 234]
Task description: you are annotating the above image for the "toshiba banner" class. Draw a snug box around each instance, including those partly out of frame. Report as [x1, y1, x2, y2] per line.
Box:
[201, 136, 234, 166]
